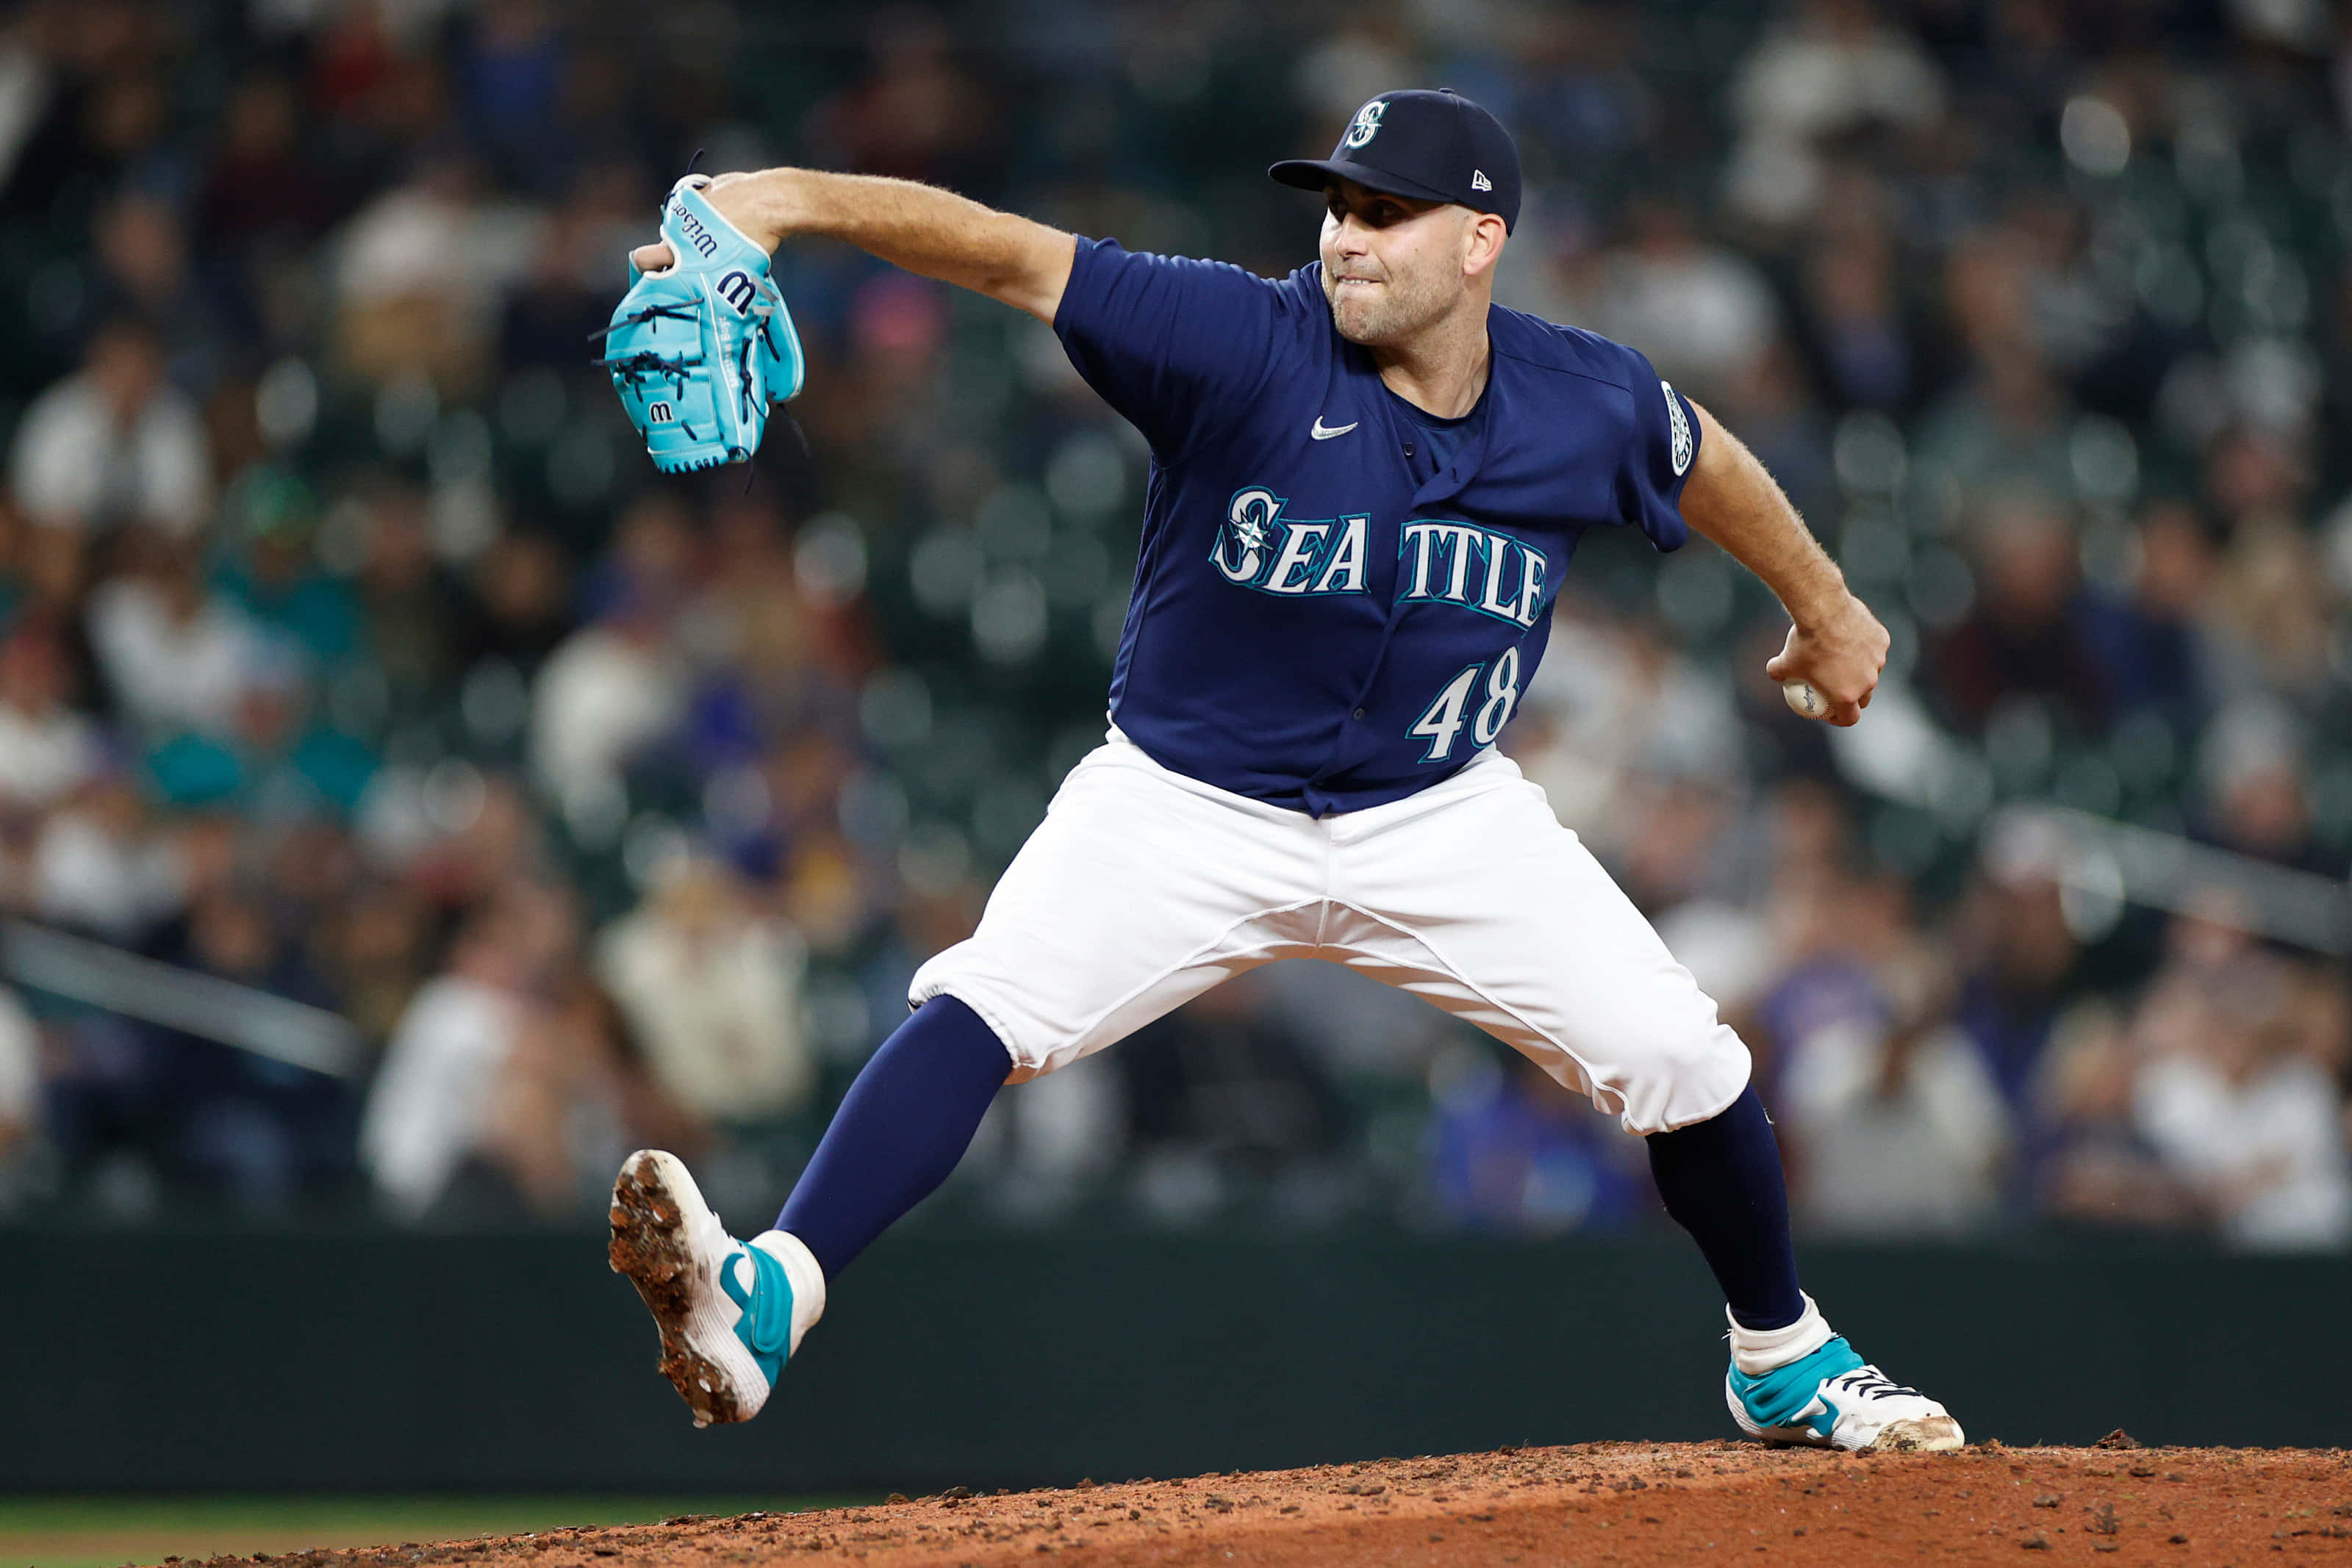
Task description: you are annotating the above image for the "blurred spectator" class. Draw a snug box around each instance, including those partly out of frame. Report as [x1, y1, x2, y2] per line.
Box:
[1776, 883, 2010, 1237]
[499, 162, 642, 370]
[351, 477, 476, 714]
[88, 193, 229, 388]
[2204, 425, 2309, 536]
[1722, 0, 1946, 226]
[2032, 1004, 2200, 1232]
[148, 882, 355, 1208]
[2, 504, 92, 632]
[808, 9, 1002, 188]
[1578, 199, 1779, 402]
[531, 591, 684, 809]
[196, 71, 339, 256]
[1294, 18, 1421, 127]
[2079, 499, 2220, 733]
[0, 10, 57, 197]
[1951, 820, 2084, 1112]
[456, 0, 570, 192]
[10, 320, 211, 537]
[2209, 514, 2338, 704]
[0, 625, 99, 810]
[360, 885, 614, 1220]
[1430, 1049, 1649, 1234]
[2132, 952, 2352, 1250]
[1122, 975, 1349, 1172]
[1514, 9, 1655, 169]
[142, 643, 377, 819]
[401, 772, 551, 924]
[360, 902, 530, 1218]
[1913, 232, 2076, 499]
[459, 530, 571, 676]
[331, 157, 538, 395]
[1, 4, 173, 214]
[0, 985, 37, 1165]
[2197, 701, 2319, 871]
[595, 857, 814, 1129]
[1932, 494, 2106, 735]
[85, 536, 263, 737]
[532, 498, 692, 808]
[1784, 1004, 2009, 1237]
[30, 775, 180, 941]
[1794, 181, 1913, 411]
[212, 470, 359, 669]
[1506, 605, 1745, 863]
[323, 880, 431, 1048]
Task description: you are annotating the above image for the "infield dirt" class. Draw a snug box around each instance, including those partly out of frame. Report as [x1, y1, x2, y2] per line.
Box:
[165, 1442, 2352, 1567]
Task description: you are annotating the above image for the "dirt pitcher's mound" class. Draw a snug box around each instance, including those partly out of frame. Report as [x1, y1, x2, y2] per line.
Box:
[187, 1442, 2352, 1567]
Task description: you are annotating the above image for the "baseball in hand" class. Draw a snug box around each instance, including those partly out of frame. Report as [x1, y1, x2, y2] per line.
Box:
[1782, 679, 1829, 720]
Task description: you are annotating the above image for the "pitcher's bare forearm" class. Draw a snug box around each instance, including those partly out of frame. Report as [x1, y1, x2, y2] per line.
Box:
[1679, 403, 1846, 625]
[633, 169, 1076, 323]
[1679, 400, 1888, 724]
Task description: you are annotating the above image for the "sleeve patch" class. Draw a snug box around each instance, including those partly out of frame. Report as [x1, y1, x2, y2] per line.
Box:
[1663, 381, 1693, 476]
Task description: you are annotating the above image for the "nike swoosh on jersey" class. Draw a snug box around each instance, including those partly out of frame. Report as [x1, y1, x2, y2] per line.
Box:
[1310, 417, 1358, 440]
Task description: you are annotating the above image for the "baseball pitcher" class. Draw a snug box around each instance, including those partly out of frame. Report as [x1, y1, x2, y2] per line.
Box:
[604, 88, 1958, 1453]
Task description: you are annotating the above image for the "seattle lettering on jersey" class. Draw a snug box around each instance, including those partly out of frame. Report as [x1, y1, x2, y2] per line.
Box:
[1397, 520, 1547, 628]
[1211, 489, 1549, 627]
[1054, 239, 1702, 816]
[1211, 487, 1370, 596]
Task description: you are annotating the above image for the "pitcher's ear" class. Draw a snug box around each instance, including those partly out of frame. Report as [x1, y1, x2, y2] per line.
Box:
[1464, 211, 1508, 278]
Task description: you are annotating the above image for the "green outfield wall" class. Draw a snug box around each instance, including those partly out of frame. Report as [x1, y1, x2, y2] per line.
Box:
[4, 1230, 2340, 1491]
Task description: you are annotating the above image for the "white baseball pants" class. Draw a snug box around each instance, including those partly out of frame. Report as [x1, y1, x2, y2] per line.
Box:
[909, 730, 1751, 1134]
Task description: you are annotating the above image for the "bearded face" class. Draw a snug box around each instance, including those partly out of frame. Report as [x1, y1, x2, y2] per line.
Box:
[1317, 182, 1482, 347]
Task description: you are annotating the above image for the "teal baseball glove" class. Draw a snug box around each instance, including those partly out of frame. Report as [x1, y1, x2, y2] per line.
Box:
[598, 175, 806, 474]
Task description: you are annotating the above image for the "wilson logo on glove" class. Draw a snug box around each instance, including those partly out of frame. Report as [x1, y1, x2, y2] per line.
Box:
[596, 175, 806, 474]
[670, 199, 720, 259]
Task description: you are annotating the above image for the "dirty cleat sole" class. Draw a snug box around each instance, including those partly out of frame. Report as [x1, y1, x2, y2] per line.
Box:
[607, 1149, 772, 1427]
[1858, 1414, 1966, 1453]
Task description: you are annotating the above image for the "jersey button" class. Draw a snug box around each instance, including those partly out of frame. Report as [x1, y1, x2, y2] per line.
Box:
[1351, 708, 1366, 720]
[1402, 442, 1415, 457]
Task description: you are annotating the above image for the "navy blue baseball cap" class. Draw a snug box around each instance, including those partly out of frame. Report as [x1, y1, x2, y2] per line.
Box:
[1269, 88, 1521, 232]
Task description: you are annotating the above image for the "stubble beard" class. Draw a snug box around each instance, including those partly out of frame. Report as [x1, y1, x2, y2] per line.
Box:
[1322, 265, 1451, 348]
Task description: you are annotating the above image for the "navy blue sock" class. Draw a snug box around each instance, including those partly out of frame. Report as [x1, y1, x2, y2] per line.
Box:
[776, 996, 1011, 1279]
[1645, 1085, 1806, 1331]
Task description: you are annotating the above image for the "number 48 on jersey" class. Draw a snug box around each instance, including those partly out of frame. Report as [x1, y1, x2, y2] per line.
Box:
[1408, 647, 1523, 763]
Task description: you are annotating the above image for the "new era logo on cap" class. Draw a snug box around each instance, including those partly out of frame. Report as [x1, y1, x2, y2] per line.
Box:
[1266, 87, 1522, 231]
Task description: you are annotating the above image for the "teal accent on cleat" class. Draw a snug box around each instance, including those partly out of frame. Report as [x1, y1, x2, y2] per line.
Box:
[1724, 1331, 1964, 1453]
[1729, 1334, 1866, 1439]
[720, 1242, 796, 1386]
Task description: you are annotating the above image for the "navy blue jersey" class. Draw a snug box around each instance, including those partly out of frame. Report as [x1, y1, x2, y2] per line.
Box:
[1055, 237, 1702, 816]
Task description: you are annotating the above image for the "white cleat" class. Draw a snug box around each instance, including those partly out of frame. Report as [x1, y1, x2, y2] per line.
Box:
[1724, 1295, 1964, 1453]
[606, 1149, 823, 1428]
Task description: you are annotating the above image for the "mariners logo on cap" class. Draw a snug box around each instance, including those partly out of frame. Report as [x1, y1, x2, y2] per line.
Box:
[1344, 100, 1386, 149]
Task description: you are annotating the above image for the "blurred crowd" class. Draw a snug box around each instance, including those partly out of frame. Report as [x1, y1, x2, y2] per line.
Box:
[0, 0, 2348, 1248]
